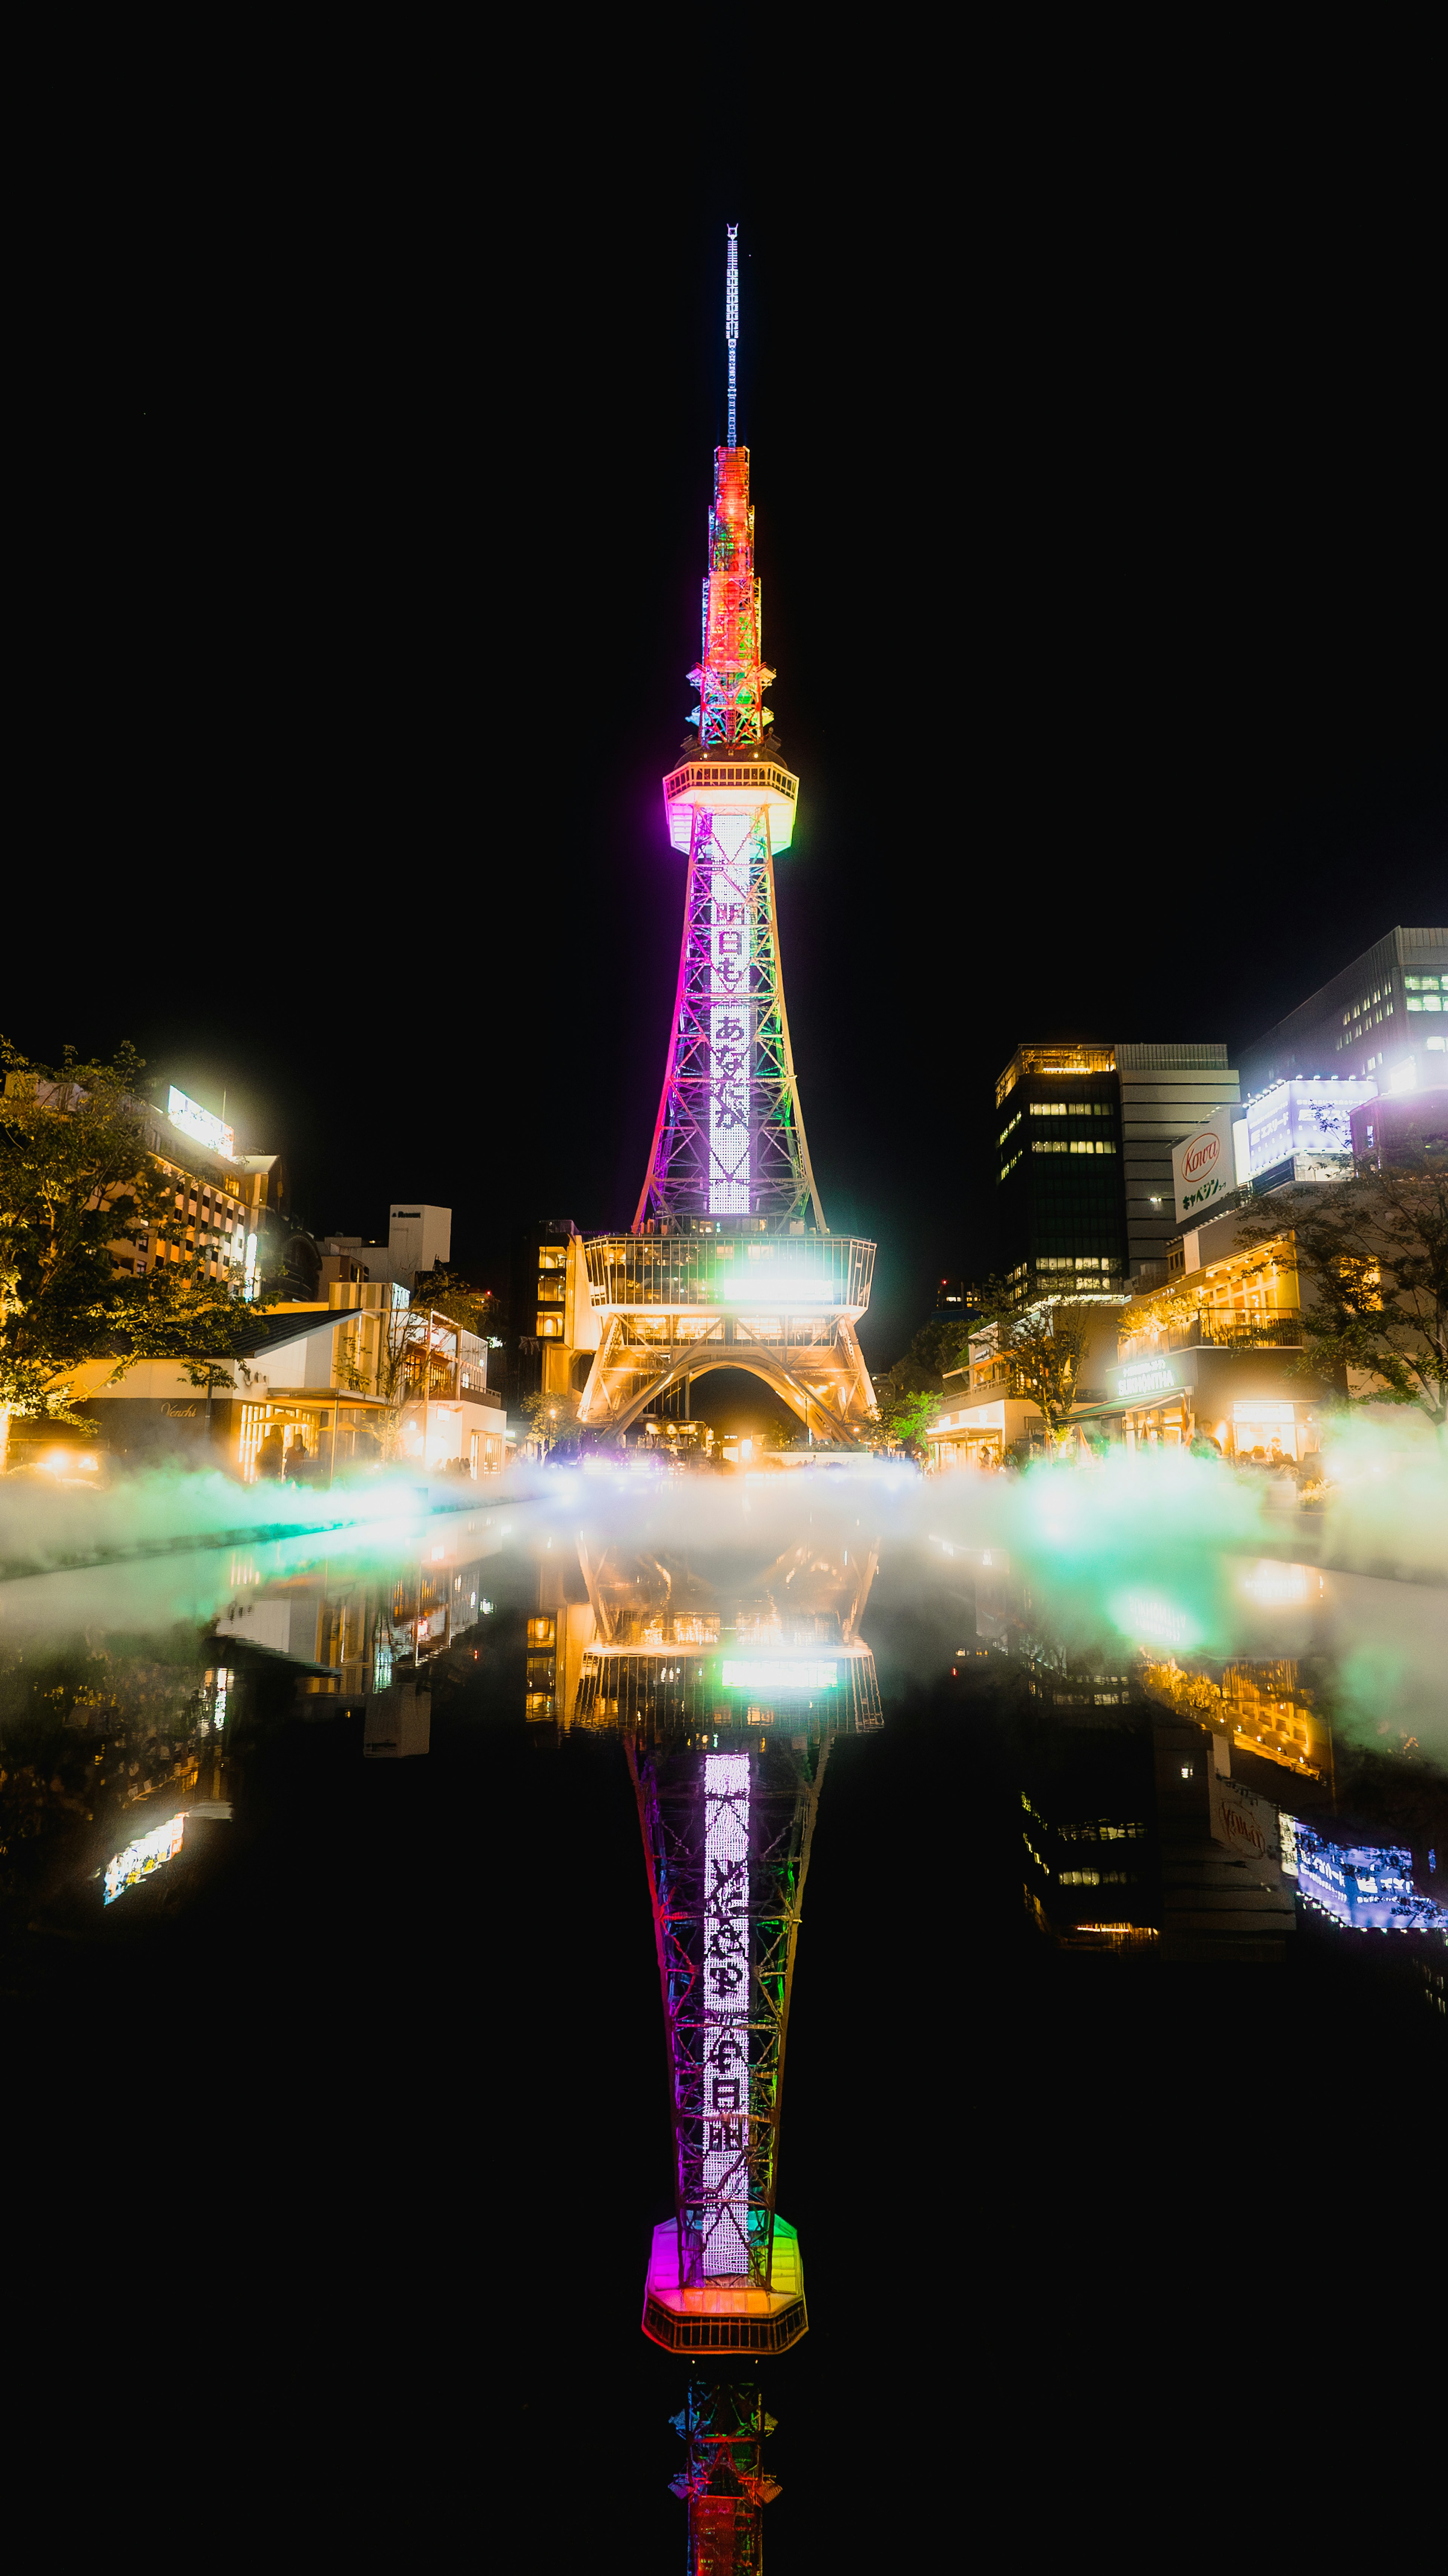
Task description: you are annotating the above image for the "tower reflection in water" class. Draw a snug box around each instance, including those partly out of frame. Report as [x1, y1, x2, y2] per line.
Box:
[548, 1505, 880, 2394]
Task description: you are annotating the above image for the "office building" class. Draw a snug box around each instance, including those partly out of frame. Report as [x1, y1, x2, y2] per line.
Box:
[1351, 1083, 1448, 1172]
[1239, 924, 1448, 1098]
[318, 1203, 452, 1294]
[994, 1039, 1239, 1294]
[502, 1218, 598, 1407]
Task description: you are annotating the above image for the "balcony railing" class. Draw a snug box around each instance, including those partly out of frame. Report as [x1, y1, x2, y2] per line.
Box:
[1119, 1313, 1306, 1362]
[585, 1233, 874, 1316]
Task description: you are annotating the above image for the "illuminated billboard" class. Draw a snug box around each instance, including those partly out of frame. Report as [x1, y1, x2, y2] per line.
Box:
[167, 1086, 236, 1161]
[1172, 1105, 1244, 1226]
[1245, 1079, 1373, 1181]
[1289, 1822, 1448, 1931]
[104, 1812, 186, 1905]
[721, 1659, 839, 1691]
[709, 821, 754, 1214]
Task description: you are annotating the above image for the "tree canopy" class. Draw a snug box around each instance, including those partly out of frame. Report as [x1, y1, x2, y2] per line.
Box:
[1237, 1160, 1448, 1425]
[1, 1039, 268, 1440]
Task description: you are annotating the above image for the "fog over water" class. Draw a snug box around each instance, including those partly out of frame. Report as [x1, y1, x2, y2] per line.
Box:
[2, 1412, 1445, 1752]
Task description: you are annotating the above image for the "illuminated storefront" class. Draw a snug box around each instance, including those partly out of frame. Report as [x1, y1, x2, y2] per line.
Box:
[1086, 1346, 1328, 1459]
[924, 1394, 1045, 1471]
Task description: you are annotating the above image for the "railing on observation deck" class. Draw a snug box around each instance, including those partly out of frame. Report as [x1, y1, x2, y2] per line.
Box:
[1117, 1312, 1306, 1363]
[663, 757, 798, 804]
[585, 1234, 874, 1316]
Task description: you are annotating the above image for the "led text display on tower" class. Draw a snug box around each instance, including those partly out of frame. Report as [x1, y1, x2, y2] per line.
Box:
[709, 821, 754, 1211]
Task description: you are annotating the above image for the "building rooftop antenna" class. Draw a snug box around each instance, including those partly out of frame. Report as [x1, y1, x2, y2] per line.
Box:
[726, 224, 739, 448]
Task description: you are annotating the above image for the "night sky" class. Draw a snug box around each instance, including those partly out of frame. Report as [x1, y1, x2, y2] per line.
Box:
[17, 135, 1444, 1366]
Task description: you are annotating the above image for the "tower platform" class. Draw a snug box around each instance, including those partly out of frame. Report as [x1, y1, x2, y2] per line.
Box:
[643, 2215, 808, 2356]
[575, 1229, 877, 1442]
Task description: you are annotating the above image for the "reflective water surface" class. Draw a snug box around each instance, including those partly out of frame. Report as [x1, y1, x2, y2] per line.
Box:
[3, 1440, 1444, 2564]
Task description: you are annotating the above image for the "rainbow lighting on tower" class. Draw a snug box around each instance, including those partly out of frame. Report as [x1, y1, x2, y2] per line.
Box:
[630, 1729, 822, 2358]
[574, 226, 879, 1446]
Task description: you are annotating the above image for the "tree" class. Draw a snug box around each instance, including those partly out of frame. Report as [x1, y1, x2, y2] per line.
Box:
[411, 1267, 500, 1343]
[1237, 1162, 1448, 1425]
[965, 1278, 1104, 1443]
[521, 1388, 580, 1455]
[0, 1038, 268, 1459]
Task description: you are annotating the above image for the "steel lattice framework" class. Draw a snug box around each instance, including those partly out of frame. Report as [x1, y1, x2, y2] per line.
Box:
[668, 2379, 781, 2574]
[630, 1737, 826, 2352]
[634, 234, 820, 1231]
[635, 776, 821, 1230]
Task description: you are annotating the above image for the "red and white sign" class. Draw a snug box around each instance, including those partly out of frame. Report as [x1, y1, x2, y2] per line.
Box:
[1172, 1104, 1241, 1226]
[1209, 1767, 1282, 1884]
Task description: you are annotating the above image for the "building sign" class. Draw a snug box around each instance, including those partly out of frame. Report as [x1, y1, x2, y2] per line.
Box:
[1172, 1104, 1242, 1225]
[703, 1753, 751, 2274]
[1245, 1079, 1373, 1181]
[1115, 1357, 1179, 1400]
[104, 1812, 186, 1905]
[721, 1659, 838, 1691]
[167, 1086, 236, 1161]
[708, 820, 755, 1214]
[1208, 1769, 1282, 1885]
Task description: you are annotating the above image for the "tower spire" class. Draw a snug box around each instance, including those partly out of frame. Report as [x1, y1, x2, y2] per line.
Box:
[726, 224, 739, 448]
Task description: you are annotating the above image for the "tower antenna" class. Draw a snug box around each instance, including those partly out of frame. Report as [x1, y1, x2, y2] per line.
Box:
[725, 224, 739, 448]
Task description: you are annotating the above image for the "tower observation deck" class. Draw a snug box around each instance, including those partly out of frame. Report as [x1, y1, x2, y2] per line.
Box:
[576, 226, 878, 1446]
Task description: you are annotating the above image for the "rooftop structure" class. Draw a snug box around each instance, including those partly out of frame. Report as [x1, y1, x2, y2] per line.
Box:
[1239, 924, 1448, 1097]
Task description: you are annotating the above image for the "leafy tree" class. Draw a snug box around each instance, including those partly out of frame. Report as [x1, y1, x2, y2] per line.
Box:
[977, 1295, 1104, 1440]
[1237, 1161, 1448, 1425]
[411, 1267, 499, 1343]
[874, 1381, 942, 1456]
[0, 1038, 268, 1457]
[521, 1388, 580, 1455]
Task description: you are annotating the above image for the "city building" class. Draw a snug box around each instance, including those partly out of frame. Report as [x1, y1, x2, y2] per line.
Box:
[1076, 1203, 1334, 1457]
[993, 1041, 1241, 1296]
[317, 1203, 453, 1295]
[1350, 1081, 1448, 1172]
[56, 1281, 505, 1479]
[2, 1072, 314, 1300]
[137, 1083, 322, 1297]
[933, 1277, 984, 1318]
[1239, 924, 1448, 1097]
[925, 1200, 1335, 1468]
[1116, 1043, 1242, 1277]
[925, 1299, 1125, 1469]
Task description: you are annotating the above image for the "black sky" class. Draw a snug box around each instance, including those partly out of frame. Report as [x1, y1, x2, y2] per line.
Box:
[12, 104, 1445, 1365]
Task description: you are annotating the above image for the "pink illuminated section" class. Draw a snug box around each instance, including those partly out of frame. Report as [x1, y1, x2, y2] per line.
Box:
[703, 1753, 750, 2274]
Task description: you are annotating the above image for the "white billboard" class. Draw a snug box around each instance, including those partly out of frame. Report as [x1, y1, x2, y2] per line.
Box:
[1172, 1105, 1241, 1226]
[1244, 1078, 1374, 1181]
[1208, 1767, 1283, 1885]
[168, 1085, 236, 1161]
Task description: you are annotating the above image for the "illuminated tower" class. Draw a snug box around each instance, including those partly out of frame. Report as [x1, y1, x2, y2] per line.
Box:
[576, 227, 877, 1444]
[668, 2382, 781, 2574]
